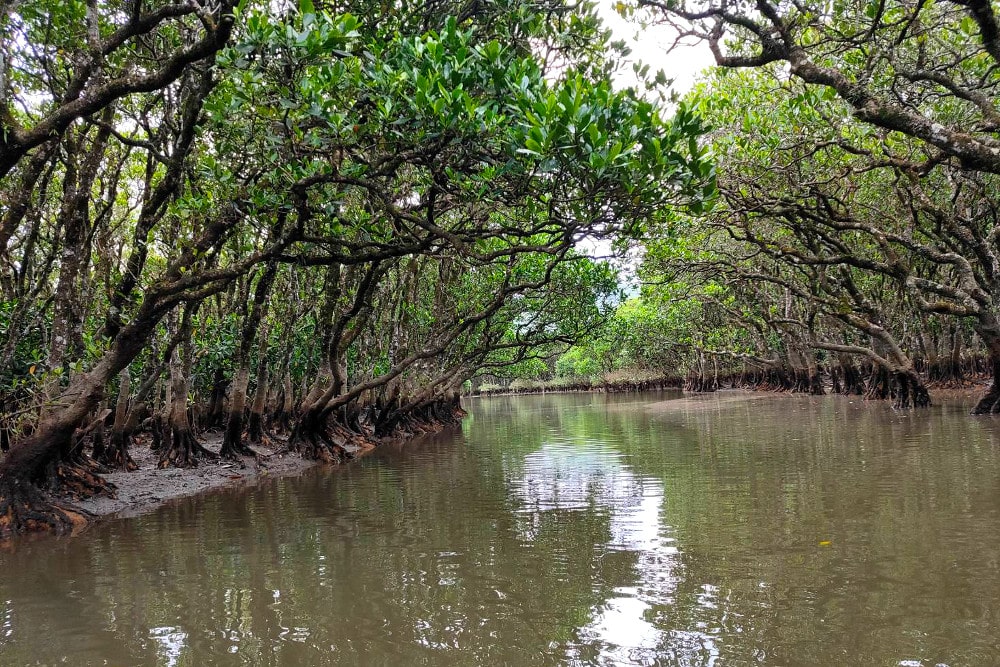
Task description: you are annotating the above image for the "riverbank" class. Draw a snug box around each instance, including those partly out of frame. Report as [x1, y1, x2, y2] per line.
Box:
[471, 376, 990, 403]
[73, 383, 989, 528]
[73, 433, 366, 522]
[0, 396, 469, 539]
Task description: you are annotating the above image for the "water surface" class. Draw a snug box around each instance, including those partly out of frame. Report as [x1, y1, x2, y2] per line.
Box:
[2, 391, 999, 665]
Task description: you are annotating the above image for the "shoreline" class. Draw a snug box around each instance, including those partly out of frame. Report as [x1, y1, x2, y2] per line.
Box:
[72, 383, 990, 528]
[73, 433, 349, 523]
[469, 380, 989, 402]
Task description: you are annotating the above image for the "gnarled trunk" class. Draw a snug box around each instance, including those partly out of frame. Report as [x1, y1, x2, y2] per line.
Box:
[92, 367, 138, 471]
[972, 355, 1000, 414]
[158, 311, 215, 468]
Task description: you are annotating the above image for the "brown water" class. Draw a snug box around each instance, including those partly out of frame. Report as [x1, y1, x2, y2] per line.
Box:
[2, 391, 1000, 666]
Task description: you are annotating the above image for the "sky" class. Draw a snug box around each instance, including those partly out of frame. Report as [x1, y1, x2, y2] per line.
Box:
[594, 0, 717, 95]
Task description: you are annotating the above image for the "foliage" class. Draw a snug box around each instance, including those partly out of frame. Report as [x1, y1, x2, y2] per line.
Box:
[0, 0, 711, 471]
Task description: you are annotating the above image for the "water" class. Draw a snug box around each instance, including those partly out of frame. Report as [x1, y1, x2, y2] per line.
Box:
[2, 391, 999, 666]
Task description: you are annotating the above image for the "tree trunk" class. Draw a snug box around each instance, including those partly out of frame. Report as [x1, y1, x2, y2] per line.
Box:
[972, 354, 1000, 414]
[246, 347, 270, 445]
[271, 371, 295, 434]
[893, 370, 931, 409]
[93, 367, 138, 471]
[47, 116, 113, 373]
[158, 310, 215, 468]
[837, 356, 864, 395]
[221, 366, 256, 459]
[205, 367, 230, 429]
[221, 263, 278, 458]
[866, 363, 893, 400]
[950, 328, 965, 382]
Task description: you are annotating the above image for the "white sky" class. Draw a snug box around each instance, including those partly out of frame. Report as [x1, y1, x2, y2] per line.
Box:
[594, 0, 716, 95]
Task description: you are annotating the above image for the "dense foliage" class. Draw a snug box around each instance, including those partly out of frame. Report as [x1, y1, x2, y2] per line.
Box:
[524, 0, 1000, 411]
[0, 0, 710, 534]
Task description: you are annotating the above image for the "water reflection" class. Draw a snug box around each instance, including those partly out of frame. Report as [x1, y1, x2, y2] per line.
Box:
[0, 391, 999, 665]
[149, 626, 187, 667]
[573, 489, 694, 667]
[507, 429, 695, 665]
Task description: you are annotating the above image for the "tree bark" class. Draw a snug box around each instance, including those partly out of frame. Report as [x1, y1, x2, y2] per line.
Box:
[972, 354, 1000, 414]
[93, 367, 138, 471]
[221, 262, 278, 459]
[246, 330, 271, 445]
[159, 309, 216, 468]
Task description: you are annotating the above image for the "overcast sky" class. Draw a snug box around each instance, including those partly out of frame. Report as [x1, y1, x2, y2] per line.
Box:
[594, 1, 716, 95]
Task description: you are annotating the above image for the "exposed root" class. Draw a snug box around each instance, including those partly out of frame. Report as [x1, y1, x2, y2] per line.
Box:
[287, 420, 355, 463]
[158, 427, 218, 469]
[0, 480, 94, 538]
[246, 412, 272, 447]
[93, 429, 139, 472]
[219, 435, 259, 462]
[866, 366, 894, 400]
[891, 372, 932, 409]
[53, 460, 117, 501]
[268, 410, 293, 436]
[301, 431, 352, 462]
[836, 363, 865, 395]
[374, 398, 466, 439]
[684, 374, 718, 392]
[250, 431, 274, 448]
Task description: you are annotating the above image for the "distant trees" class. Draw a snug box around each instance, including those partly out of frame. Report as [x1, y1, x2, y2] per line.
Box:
[565, 0, 1000, 409]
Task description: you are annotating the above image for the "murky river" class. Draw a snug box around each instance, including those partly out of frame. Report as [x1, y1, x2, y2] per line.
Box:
[2, 391, 1000, 666]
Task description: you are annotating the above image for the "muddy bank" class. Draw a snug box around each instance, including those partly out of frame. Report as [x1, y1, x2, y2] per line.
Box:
[636, 386, 987, 414]
[73, 385, 990, 526]
[0, 395, 468, 539]
[74, 433, 353, 521]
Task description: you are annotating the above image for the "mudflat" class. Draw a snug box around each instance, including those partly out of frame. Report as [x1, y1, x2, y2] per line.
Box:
[74, 435, 325, 520]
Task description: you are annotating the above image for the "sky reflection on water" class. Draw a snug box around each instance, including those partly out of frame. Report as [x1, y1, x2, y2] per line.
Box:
[1, 391, 999, 665]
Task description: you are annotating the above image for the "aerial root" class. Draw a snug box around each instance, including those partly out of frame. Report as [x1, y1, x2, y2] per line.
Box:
[0, 481, 94, 538]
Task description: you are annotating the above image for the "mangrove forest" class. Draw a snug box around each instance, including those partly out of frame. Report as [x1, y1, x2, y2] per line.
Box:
[3, 0, 1000, 543]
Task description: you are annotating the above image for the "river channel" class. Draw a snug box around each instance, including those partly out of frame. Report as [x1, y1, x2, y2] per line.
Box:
[1, 391, 999, 665]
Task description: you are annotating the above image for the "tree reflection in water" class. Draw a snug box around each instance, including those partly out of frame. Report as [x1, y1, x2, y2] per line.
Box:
[1, 392, 999, 665]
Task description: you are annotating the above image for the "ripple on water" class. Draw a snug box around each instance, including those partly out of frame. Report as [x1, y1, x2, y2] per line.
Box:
[1, 393, 1000, 665]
